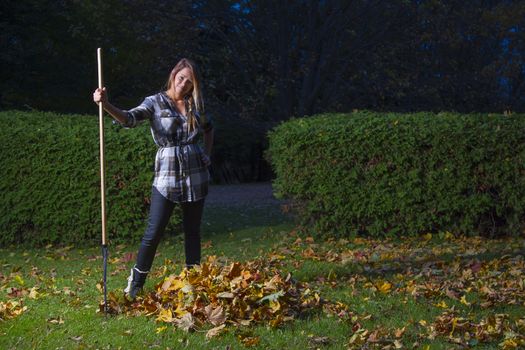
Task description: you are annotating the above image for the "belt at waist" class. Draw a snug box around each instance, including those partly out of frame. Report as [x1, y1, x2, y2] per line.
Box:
[161, 142, 197, 147]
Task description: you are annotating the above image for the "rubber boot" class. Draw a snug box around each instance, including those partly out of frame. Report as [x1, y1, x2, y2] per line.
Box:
[123, 265, 149, 299]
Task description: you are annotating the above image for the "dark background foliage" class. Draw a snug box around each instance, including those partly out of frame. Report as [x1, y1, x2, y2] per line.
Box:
[1, 0, 524, 184]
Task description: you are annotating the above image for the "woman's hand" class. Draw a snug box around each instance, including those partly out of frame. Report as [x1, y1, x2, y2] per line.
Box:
[93, 87, 108, 105]
[201, 153, 211, 167]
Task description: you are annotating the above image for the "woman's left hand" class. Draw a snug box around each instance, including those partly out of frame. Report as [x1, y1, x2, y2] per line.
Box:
[201, 153, 211, 167]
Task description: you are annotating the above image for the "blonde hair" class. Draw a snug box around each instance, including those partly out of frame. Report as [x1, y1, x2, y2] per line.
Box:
[165, 58, 206, 132]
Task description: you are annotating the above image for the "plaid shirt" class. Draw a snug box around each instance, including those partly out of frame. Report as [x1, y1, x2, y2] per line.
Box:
[119, 91, 213, 203]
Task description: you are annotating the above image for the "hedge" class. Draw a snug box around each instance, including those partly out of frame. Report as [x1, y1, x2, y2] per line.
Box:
[0, 110, 184, 246]
[266, 111, 525, 238]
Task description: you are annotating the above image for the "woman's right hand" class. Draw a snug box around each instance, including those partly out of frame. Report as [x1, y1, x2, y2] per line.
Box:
[93, 87, 108, 105]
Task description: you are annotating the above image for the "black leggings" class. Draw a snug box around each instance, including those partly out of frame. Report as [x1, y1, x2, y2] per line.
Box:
[135, 186, 205, 272]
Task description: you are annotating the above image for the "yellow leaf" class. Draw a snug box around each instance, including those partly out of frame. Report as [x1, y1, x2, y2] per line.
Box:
[460, 295, 471, 306]
[14, 275, 25, 286]
[156, 308, 173, 323]
[174, 304, 188, 317]
[434, 300, 448, 309]
[499, 338, 519, 349]
[161, 275, 185, 292]
[155, 326, 167, 334]
[109, 257, 120, 264]
[28, 287, 39, 299]
[269, 299, 281, 312]
[450, 317, 458, 337]
[378, 281, 392, 294]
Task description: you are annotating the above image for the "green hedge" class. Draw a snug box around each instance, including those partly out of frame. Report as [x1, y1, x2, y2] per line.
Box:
[266, 111, 525, 238]
[0, 110, 183, 246]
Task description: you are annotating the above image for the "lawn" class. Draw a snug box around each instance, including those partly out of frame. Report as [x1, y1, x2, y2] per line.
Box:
[1, 202, 524, 349]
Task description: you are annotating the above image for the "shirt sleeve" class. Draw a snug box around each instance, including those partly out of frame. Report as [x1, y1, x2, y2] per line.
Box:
[198, 112, 213, 133]
[121, 97, 155, 128]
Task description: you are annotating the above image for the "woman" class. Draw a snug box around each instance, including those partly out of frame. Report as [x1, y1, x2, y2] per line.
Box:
[92, 58, 214, 299]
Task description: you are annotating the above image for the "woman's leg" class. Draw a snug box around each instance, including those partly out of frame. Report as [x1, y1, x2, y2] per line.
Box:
[135, 186, 176, 272]
[181, 198, 205, 268]
[125, 186, 175, 297]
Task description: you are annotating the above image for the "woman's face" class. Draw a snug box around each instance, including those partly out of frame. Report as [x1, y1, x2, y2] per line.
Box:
[173, 67, 194, 98]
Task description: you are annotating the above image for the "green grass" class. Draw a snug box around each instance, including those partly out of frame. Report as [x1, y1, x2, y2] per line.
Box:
[1, 203, 524, 349]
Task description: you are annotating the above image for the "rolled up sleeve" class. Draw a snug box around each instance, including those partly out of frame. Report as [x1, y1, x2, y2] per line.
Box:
[122, 97, 155, 128]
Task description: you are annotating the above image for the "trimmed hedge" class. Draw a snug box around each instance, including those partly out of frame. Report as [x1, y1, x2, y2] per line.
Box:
[266, 111, 525, 237]
[0, 110, 183, 246]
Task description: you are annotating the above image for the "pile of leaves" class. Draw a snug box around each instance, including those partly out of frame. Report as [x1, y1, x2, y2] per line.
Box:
[100, 255, 322, 337]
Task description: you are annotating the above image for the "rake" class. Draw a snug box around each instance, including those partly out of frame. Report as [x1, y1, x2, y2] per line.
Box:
[97, 47, 108, 316]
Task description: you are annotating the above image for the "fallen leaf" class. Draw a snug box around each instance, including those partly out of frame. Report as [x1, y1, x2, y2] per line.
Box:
[156, 308, 173, 323]
[47, 317, 64, 325]
[205, 305, 226, 326]
[308, 335, 331, 346]
[394, 326, 406, 338]
[216, 292, 234, 299]
[28, 287, 39, 299]
[378, 281, 392, 294]
[155, 326, 167, 334]
[460, 295, 471, 306]
[206, 324, 226, 339]
[175, 313, 195, 332]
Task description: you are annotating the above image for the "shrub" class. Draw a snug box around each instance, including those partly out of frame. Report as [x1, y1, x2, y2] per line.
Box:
[266, 111, 525, 238]
[0, 110, 183, 246]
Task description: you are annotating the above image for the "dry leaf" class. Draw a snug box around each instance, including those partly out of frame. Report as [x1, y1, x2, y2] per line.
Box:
[206, 324, 226, 339]
[176, 313, 195, 332]
[205, 305, 226, 326]
[47, 317, 64, 325]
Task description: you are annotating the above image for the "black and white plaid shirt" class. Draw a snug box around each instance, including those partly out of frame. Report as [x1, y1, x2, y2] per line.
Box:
[119, 91, 213, 203]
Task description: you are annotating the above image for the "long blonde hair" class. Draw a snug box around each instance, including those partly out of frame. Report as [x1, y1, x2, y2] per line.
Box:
[165, 58, 206, 132]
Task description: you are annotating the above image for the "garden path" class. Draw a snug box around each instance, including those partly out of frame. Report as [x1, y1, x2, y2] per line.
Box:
[206, 181, 289, 209]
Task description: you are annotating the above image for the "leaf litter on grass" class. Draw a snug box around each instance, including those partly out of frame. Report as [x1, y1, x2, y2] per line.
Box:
[269, 232, 525, 348]
[3, 228, 524, 348]
[93, 232, 525, 348]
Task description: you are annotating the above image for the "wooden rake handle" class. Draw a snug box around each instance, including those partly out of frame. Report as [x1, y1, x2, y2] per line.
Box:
[97, 48, 107, 246]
